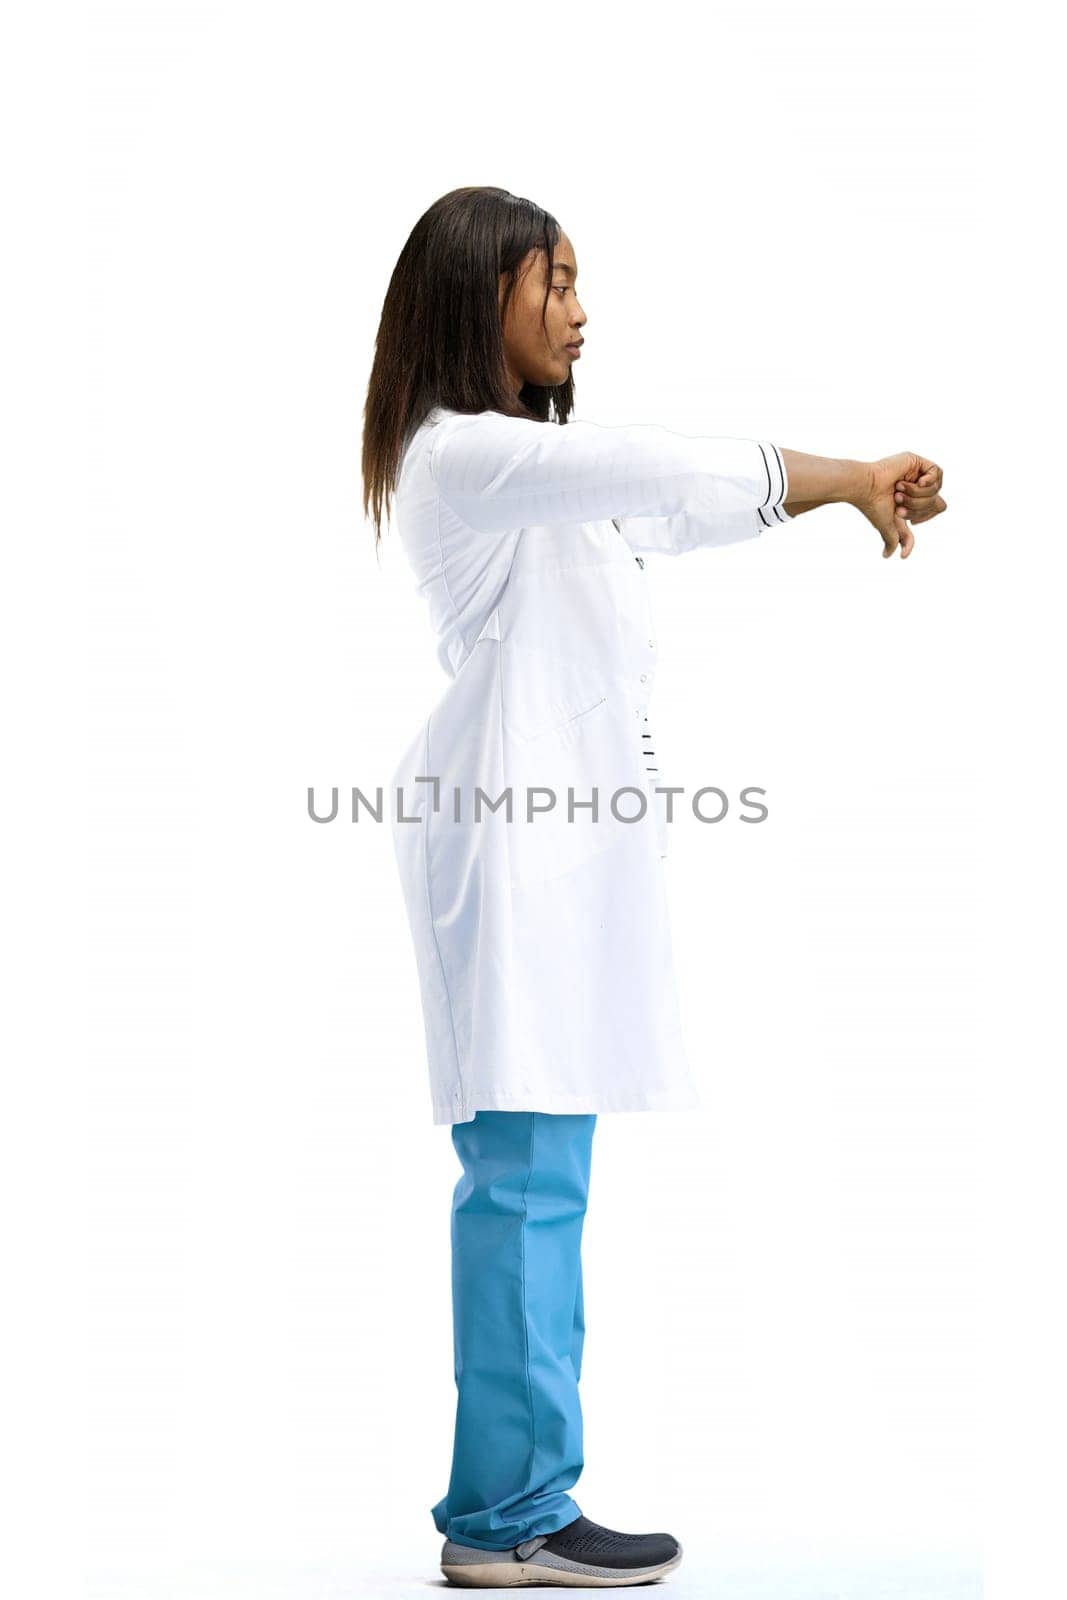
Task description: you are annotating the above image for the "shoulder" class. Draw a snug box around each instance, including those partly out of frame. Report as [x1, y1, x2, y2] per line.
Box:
[428, 408, 574, 461]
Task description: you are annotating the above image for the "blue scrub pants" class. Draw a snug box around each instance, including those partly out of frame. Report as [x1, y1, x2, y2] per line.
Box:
[431, 1110, 597, 1551]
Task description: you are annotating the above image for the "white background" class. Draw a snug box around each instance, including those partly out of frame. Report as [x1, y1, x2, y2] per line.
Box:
[5, 2, 1062, 1598]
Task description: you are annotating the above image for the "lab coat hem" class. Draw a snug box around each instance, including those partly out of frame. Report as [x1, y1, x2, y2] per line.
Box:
[432, 1081, 702, 1126]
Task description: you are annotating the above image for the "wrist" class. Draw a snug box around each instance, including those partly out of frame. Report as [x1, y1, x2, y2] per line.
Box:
[835, 458, 871, 508]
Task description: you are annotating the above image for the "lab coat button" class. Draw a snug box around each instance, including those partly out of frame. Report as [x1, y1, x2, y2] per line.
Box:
[640, 673, 648, 683]
[648, 639, 655, 648]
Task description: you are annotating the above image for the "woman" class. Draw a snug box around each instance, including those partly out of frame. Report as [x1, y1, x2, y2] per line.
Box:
[362, 186, 946, 1589]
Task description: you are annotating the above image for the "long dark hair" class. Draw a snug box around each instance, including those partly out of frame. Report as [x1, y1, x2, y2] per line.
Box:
[361, 186, 575, 550]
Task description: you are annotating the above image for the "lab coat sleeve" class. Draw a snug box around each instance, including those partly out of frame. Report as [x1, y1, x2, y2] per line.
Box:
[427, 410, 793, 538]
[612, 465, 794, 557]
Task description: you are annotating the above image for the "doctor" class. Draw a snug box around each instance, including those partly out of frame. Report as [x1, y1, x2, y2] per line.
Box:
[361, 185, 947, 1588]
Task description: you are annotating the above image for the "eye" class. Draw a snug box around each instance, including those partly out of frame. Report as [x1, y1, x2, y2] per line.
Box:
[553, 284, 574, 295]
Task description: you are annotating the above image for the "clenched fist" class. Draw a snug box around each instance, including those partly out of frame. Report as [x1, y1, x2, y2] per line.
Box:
[855, 453, 948, 559]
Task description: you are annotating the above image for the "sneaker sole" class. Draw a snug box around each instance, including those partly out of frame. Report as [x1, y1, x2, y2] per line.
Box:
[441, 1543, 683, 1587]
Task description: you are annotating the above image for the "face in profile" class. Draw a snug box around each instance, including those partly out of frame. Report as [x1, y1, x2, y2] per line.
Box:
[498, 232, 587, 395]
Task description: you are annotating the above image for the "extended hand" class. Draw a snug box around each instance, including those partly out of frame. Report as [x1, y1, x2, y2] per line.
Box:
[856, 453, 947, 559]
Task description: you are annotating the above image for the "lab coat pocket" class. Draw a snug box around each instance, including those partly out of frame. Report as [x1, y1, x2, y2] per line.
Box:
[524, 693, 607, 743]
[504, 693, 631, 890]
[501, 639, 610, 744]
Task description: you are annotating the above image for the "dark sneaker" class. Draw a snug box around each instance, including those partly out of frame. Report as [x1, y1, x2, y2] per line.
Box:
[440, 1512, 683, 1587]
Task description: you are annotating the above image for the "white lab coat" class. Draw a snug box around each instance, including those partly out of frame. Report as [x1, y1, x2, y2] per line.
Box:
[388, 406, 792, 1125]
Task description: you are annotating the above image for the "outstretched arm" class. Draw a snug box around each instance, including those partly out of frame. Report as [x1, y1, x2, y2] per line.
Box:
[427, 411, 946, 559]
[428, 411, 789, 534]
